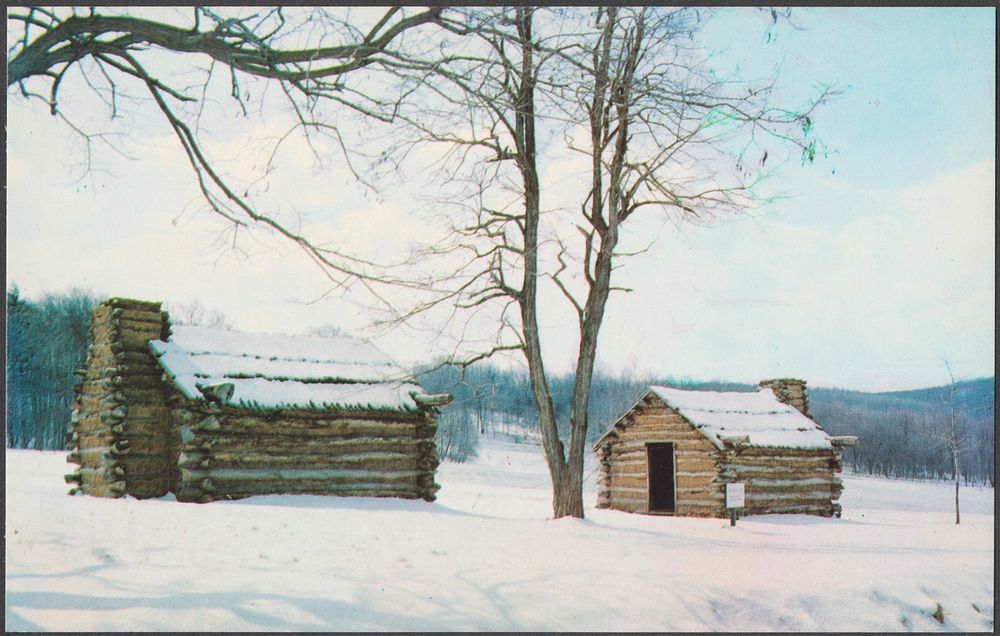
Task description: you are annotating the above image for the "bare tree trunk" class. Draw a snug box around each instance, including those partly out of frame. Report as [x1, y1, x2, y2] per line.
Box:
[504, 6, 579, 519]
[953, 443, 961, 525]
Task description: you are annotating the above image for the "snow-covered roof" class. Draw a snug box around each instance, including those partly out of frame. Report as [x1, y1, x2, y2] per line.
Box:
[597, 385, 832, 451]
[149, 325, 428, 412]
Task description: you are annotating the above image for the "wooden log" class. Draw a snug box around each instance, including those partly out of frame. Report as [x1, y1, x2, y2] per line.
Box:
[676, 474, 718, 489]
[77, 466, 127, 489]
[744, 503, 835, 516]
[100, 374, 166, 390]
[75, 393, 129, 411]
[76, 431, 115, 450]
[92, 303, 163, 322]
[412, 393, 452, 408]
[744, 477, 835, 491]
[607, 500, 648, 514]
[612, 433, 715, 449]
[93, 364, 162, 380]
[627, 412, 690, 425]
[745, 490, 834, 504]
[676, 487, 724, 499]
[612, 440, 717, 455]
[174, 484, 214, 504]
[416, 456, 440, 471]
[611, 475, 647, 489]
[720, 459, 836, 473]
[176, 452, 213, 470]
[90, 314, 165, 335]
[74, 419, 170, 438]
[198, 382, 234, 403]
[176, 434, 421, 456]
[76, 451, 165, 475]
[180, 466, 423, 484]
[106, 297, 162, 312]
[88, 340, 153, 357]
[108, 438, 135, 456]
[74, 377, 158, 395]
[73, 465, 129, 483]
[72, 414, 124, 434]
[120, 481, 170, 499]
[610, 476, 721, 494]
[720, 461, 835, 474]
[219, 406, 424, 423]
[413, 423, 438, 439]
[416, 473, 438, 488]
[676, 469, 718, 478]
[605, 485, 647, 498]
[622, 421, 701, 436]
[731, 448, 835, 459]
[206, 415, 421, 437]
[76, 384, 166, 404]
[83, 350, 154, 368]
[182, 451, 421, 472]
[675, 504, 725, 517]
[175, 478, 425, 500]
[79, 484, 125, 499]
[118, 456, 168, 472]
[675, 457, 722, 473]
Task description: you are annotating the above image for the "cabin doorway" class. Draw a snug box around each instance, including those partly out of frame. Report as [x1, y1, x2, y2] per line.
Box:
[647, 443, 676, 513]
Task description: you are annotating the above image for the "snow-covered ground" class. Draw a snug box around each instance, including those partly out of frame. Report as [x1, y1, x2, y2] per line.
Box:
[5, 440, 994, 632]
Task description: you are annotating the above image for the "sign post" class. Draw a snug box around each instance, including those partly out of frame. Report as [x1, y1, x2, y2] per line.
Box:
[726, 482, 745, 526]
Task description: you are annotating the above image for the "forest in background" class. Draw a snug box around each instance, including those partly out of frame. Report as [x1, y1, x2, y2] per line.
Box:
[6, 288, 995, 486]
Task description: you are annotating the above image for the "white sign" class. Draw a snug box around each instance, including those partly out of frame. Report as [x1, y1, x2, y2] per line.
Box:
[726, 482, 745, 509]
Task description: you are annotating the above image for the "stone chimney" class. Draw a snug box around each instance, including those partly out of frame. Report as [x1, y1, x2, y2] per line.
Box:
[759, 378, 809, 416]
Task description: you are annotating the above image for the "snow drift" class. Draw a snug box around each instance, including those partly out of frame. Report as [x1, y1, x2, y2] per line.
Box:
[4, 439, 994, 632]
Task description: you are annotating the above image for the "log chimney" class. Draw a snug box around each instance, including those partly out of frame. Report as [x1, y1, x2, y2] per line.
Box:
[759, 378, 809, 416]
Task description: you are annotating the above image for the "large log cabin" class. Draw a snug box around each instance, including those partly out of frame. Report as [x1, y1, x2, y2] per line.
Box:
[66, 297, 448, 503]
[593, 380, 858, 517]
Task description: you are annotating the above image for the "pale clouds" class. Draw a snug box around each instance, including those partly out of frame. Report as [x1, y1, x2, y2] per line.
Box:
[596, 160, 994, 390]
[6, 9, 994, 392]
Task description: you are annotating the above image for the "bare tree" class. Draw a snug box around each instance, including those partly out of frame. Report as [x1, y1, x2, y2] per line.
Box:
[168, 299, 233, 329]
[368, 7, 834, 517]
[938, 361, 967, 524]
[9, 7, 833, 518]
[7, 6, 445, 293]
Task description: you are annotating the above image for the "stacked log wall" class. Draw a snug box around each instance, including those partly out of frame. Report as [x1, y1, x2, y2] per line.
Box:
[596, 395, 727, 517]
[722, 447, 843, 517]
[169, 400, 441, 503]
[66, 298, 172, 498]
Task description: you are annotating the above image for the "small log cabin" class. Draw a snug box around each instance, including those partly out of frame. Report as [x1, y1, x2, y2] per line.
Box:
[66, 297, 449, 503]
[593, 379, 858, 517]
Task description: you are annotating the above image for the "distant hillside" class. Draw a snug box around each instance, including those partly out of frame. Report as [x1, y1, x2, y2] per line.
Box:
[811, 377, 995, 416]
[809, 377, 994, 485]
[423, 364, 994, 485]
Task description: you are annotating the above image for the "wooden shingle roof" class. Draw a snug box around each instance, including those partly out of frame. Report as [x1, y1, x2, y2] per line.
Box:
[595, 385, 833, 451]
[150, 325, 433, 412]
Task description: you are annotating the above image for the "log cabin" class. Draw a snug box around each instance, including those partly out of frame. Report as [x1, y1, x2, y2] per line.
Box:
[593, 380, 858, 517]
[66, 297, 449, 503]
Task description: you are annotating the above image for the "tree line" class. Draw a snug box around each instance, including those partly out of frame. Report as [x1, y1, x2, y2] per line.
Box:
[810, 382, 995, 487]
[6, 286, 98, 449]
[421, 366, 996, 488]
[5, 287, 229, 450]
[7, 287, 994, 488]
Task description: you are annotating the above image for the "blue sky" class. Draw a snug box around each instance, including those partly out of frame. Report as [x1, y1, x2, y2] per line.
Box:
[5, 7, 995, 391]
[703, 7, 995, 197]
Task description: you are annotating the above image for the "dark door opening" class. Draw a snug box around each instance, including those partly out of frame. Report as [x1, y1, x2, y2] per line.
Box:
[647, 443, 676, 513]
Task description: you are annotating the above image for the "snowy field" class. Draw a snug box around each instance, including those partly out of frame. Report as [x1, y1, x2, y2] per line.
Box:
[5, 440, 994, 632]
